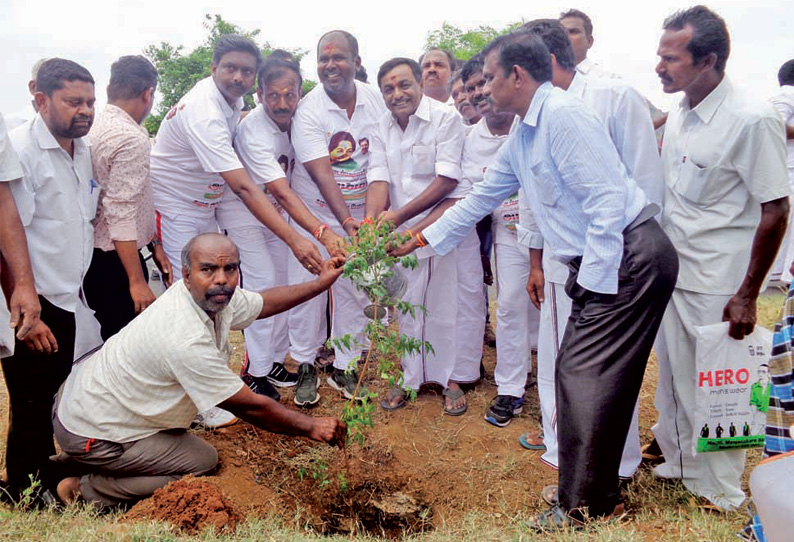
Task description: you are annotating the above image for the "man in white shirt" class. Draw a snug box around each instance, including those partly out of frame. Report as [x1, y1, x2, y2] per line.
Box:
[517, 18, 663, 489]
[458, 56, 535, 427]
[53, 233, 347, 509]
[559, 9, 618, 80]
[450, 71, 480, 128]
[771, 59, 794, 282]
[150, 34, 322, 280]
[4, 59, 47, 130]
[420, 48, 457, 104]
[290, 30, 386, 402]
[216, 51, 345, 405]
[3, 58, 99, 503]
[649, 6, 789, 511]
[366, 57, 466, 414]
[0, 113, 40, 358]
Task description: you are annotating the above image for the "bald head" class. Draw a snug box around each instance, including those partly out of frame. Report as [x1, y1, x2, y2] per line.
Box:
[181, 233, 241, 317]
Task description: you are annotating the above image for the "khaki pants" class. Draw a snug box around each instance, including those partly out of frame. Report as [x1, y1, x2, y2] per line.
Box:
[52, 401, 218, 508]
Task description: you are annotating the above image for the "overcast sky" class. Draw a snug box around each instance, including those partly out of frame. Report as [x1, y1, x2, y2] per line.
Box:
[2, 0, 792, 116]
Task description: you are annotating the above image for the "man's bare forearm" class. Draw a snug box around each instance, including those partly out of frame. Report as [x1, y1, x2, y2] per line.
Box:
[365, 181, 390, 219]
[268, 178, 323, 235]
[0, 183, 35, 290]
[736, 197, 789, 299]
[392, 176, 457, 226]
[113, 240, 148, 286]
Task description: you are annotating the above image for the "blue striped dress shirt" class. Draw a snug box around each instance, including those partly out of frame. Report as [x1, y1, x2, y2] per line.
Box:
[423, 82, 647, 294]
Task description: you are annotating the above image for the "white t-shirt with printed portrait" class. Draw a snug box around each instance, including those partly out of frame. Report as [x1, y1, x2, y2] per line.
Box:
[151, 77, 244, 219]
[216, 106, 293, 230]
[291, 80, 386, 226]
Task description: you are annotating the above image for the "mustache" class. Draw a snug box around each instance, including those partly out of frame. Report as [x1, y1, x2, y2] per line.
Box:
[206, 286, 234, 298]
[273, 108, 291, 115]
[71, 115, 92, 124]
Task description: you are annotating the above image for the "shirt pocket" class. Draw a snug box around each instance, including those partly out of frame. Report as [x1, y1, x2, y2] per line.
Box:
[410, 145, 436, 176]
[529, 161, 562, 206]
[672, 159, 730, 206]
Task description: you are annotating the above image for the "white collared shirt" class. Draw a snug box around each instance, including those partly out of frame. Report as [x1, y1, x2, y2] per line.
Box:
[291, 80, 386, 225]
[367, 94, 465, 236]
[58, 280, 262, 443]
[216, 106, 293, 230]
[8, 116, 98, 313]
[151, 77, 244, 218]
[0, 114, 24, 357]
[770, 85, 794, 171]
[457, 117, 520, 245]
[576, 57, 620, 79]
[661, 76, 790, 295]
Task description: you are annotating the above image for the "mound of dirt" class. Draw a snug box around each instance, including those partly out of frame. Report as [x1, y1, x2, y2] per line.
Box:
[124, 477, 241, 534]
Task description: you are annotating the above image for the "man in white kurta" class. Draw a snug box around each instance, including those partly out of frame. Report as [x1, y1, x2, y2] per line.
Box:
[652, 8, 789, 510]
[518, 19, 663, 480]
[771, 60, 794, 282]
[366, 58, 465, 412]
[290, 31, 386, 400]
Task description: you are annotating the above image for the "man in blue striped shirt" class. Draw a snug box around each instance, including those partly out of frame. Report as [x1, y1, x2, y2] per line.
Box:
[416, 31, 679, 529]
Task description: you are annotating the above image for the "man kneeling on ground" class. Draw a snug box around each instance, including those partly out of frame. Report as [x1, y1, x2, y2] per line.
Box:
[52, 233, 347, 508]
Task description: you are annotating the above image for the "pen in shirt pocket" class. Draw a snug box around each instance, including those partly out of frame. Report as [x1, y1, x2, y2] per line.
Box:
[89, 178, 97, 193]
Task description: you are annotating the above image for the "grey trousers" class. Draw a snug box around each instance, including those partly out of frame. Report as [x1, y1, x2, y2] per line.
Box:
[52, 403, 218, 508]
[556, 218, 678, 517]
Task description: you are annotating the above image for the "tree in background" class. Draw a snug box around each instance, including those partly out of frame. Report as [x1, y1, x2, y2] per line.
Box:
[423, 21, 523, 62]
[143, 14, 312, 135]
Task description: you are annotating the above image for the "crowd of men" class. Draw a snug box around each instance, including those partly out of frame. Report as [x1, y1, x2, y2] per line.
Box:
[1, 4, 793, 533]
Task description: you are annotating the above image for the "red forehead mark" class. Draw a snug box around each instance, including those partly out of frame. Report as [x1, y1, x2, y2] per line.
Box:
[323, 43, 335, 54]
[389, 74, 397, 83]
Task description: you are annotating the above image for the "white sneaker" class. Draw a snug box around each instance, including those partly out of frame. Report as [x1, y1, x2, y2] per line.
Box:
[192, 407, 238, 429]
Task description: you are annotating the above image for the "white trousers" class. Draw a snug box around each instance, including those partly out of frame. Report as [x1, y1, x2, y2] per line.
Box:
[493, 236, 539, 397]
[450, 230, 486, 383]
[224, 225, 289, 377]
[398, 251, 458, 390]
[537, 280, 642, 478]
[156, 211, 218, 278]
[287, 227, 368, 370]
[652, 288, 746, 510]
[750, 452, 794, 542]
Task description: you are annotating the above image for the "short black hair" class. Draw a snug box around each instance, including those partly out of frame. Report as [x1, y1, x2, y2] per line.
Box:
[355, 65, 368, 83]
[460, 55, 484, 85]
[483, 32, 553, 84]
[317, 30, 360, 59]
[663, 5, 730, 73]
[212, 34, 263, 68]
[521, 19, 577, 72]
[778, 59, 794, 86]
[107, 55, 158, 101]
[377, 58, 422, 89]
[559, 8, 594, 38]
[257, 49, 303, 91]
[419, 48, 458, 72]
[35, 58, 94, 97]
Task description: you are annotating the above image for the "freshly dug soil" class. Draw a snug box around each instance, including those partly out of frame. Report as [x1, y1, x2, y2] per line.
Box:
[124, 477, 241, 534]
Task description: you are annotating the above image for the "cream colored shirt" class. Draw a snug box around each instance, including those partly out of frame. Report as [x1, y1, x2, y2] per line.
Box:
[57, 280, 262, 443]
[661, 76, 790, 295]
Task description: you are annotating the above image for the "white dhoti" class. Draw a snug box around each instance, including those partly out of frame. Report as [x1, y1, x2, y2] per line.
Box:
[652, 288, 746, 510]
[537, 256, 642, 478]
[450, 230, 486, 384]
[493, 235, 539, 397]
[398, 250, 458, 390]
[156, 210, 219, 278]
[223, 225, 289, 377]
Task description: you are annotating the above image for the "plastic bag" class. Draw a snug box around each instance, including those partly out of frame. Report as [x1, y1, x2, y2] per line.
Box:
[694, 322, 773, 454]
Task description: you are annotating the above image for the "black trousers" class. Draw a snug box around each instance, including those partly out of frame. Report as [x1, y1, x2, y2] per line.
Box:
[556, 219, 678, 516]
[1, 296, 75, 495]
[83, 248, 148, 341]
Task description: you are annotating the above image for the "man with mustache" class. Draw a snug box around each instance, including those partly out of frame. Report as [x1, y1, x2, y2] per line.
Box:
[420, 48, 457, 104]
[52, 233, 347, 509]
[150, 34, 322, 288]
[366, 57, 467, 415]
[516, 18, 662, 495]
[290, 30, 386, 402]
[2, 58, 99, 505]
[648, 6, 789, 511]
[217, 51, 346, 406]
[450, 71, 480, 129]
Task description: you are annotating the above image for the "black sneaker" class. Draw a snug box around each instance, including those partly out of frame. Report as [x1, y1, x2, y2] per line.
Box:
[242, 373, 281, 401]
[266, 362, 298, 388]
[328, 367, 368, 401]
[294, 363, 320, 407]
[484, 395, 525, 427]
